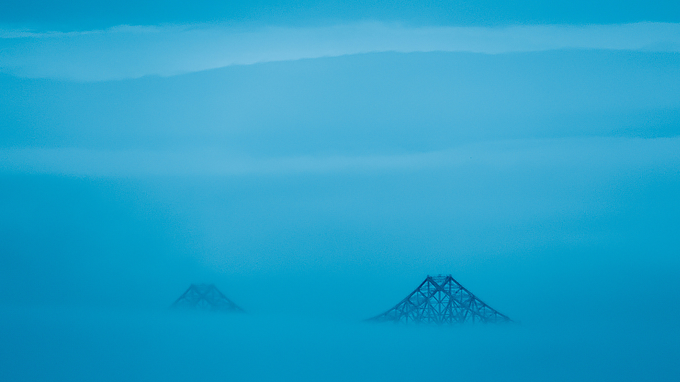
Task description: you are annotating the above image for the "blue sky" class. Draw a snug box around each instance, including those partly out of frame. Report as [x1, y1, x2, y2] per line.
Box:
[2, 0, 680, 29]
[1, 1, 680, 381]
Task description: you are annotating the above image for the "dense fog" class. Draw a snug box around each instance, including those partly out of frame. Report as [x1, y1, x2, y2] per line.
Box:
[1, 2, 679, 380]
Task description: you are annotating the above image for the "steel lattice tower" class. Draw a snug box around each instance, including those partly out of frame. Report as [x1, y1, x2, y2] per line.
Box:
[171, 284, 244, 312]
[369, 275, 511, 324]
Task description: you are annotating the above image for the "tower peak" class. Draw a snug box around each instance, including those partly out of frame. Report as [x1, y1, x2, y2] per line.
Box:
[171, 284, 244, 312]
[369, 275, 510, 324]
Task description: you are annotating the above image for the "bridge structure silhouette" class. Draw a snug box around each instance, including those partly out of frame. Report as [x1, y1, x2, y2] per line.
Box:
[368, 275, 511, 324]
[171, 284, 244, 312]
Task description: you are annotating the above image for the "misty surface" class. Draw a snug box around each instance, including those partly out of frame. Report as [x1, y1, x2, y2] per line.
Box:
[1, 6, 680, 381]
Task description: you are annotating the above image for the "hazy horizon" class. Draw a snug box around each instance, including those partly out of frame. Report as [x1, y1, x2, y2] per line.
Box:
[2, 1, 679, 381]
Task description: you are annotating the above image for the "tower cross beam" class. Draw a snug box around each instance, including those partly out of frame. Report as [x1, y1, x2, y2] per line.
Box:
[368, 275, 511, 324]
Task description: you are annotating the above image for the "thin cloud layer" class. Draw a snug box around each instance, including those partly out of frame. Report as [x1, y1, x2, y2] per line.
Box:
[2, 137, 678, 176]
[1, 22, 679, 81]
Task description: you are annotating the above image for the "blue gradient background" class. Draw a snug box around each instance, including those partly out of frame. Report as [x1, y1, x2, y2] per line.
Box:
[1, 1, 679, 381]
[2, 0, 680, 29]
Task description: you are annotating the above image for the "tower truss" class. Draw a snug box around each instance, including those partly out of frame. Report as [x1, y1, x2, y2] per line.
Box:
[171, 284, 244, 312]
[369, 275, 510, 324]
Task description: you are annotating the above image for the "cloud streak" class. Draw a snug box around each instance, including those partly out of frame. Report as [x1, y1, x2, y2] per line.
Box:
[1, 22, 679, 81]
[2, 138, 679, 177]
